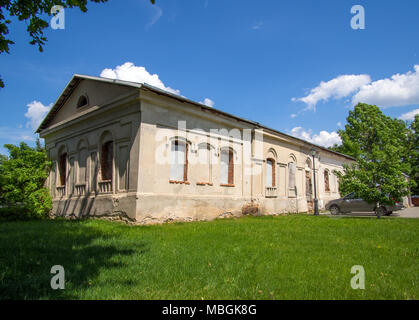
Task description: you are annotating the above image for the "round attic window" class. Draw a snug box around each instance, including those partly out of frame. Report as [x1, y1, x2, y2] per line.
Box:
[77, 95, 88, 108]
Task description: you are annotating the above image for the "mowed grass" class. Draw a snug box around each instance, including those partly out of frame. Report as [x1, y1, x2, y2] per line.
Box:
[0, 215, 418, 300]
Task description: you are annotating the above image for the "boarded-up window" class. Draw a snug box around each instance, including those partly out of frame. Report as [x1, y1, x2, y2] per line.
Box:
[69, 157, 75, 192]
[118, 145, 129, 191]
[324, 170, 330, 192]
[90, 152, 97, 192]
[170, 140, 188, 182]
[305, 171, 313, 196]
[288, 162, 296, 190]
[78, 148, 88, 183]
[266, 159, 275, 187]
[101, 141, 113, 181]
[59, 153, 67, 186]
[197, 144, 211, 183]
[221, 149, 234, 185]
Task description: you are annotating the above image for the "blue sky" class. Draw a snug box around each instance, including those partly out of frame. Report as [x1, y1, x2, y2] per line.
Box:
[1, 0, 419, 154]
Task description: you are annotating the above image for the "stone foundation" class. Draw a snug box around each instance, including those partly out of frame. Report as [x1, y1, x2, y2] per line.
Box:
[51, 192, 327, 225]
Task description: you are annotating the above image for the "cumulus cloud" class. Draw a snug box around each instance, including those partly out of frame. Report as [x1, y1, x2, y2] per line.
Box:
[399, 108, 419, 121]
[293, 65, 419, 111]
[292, 74, 371, 110]
[290, 127, 342, 148]
[290, 113, 297, 118]
[353, 65, 419, 107]
[200, 98, 215, 107]
[25, 101, 52, 131]
[100, 62, 180, 95]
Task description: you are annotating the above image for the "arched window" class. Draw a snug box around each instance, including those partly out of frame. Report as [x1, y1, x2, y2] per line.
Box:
[324, 169, 330, 192]
[77, 95, 88, 108]
[305, 159, 313, 197]
[266, 158, 275, 188]
[220, 148, 234, 186]
[170, 139, 188, 182]
[58, 152, 67, 186]
[101, 140, 113, 181]
[77, 141, 88, 184]
[288, 162, 296, 190]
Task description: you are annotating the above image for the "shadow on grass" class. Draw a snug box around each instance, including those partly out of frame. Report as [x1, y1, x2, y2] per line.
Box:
[0, 220, 147, 299]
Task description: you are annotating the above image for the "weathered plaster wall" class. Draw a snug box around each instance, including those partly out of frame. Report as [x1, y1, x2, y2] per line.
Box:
[42, 80, 141, 221]
[41, 80, 353, 224]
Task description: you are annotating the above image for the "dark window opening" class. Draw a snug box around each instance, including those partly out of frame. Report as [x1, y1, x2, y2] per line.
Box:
[59, 153, 67, 186]
[101, 141, 113, 181]
[77, 95, 88, 108]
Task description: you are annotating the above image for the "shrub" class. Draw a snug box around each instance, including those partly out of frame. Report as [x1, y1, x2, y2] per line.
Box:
[0, 141, 52, 220]
[25, 188, 52, 219]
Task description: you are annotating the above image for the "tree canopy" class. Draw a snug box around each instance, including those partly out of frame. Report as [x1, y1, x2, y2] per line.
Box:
[408, 114, 419, 194]
[0, 141, 52, 219]
[331, 103, 416, 209]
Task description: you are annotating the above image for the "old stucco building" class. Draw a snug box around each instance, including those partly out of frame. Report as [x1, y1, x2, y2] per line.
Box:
[37, 74, 354, 223]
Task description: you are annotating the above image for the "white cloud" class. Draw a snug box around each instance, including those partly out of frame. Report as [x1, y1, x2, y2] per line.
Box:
[292, 74, 371, 110]
[100, 62, 180, 95]
[337, 121, 342, 127]
[399, 108, 419, 121]
[290, 127, 342, 148]
[293, 65, 419, 111]
[200, 98, 215, 107]
[353, 65, 419, 107]
[290, 113, 297, 118]
[24, 101, 52, 131]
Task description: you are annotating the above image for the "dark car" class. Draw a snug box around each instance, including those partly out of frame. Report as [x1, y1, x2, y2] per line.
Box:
[325, 192, 404, 216]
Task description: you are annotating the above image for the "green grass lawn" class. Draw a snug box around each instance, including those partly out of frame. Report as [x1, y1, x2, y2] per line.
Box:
[0, 215, 418, 300]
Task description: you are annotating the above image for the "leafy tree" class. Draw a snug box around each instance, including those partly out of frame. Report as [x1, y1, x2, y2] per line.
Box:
[334, 103, 414, 216]
[408, 114, 419, 194]
[0, 141, 52, 219]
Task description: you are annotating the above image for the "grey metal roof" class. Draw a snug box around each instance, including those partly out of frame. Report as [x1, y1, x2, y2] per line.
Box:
[36, 74, 354, 161]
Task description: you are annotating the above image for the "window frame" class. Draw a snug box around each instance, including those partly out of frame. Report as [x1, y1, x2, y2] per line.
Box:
[58, 152, 67, 186]
[220, 148, 234, 187]
[169, 139, 189, 184]
[324, 169, 330, 192]
[288, 162, 296, 190]
[77, 95, 89, 108]
[100, 140, 113, 182]
[196, 143, 213, 185]
[266, 158, 276, 188]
